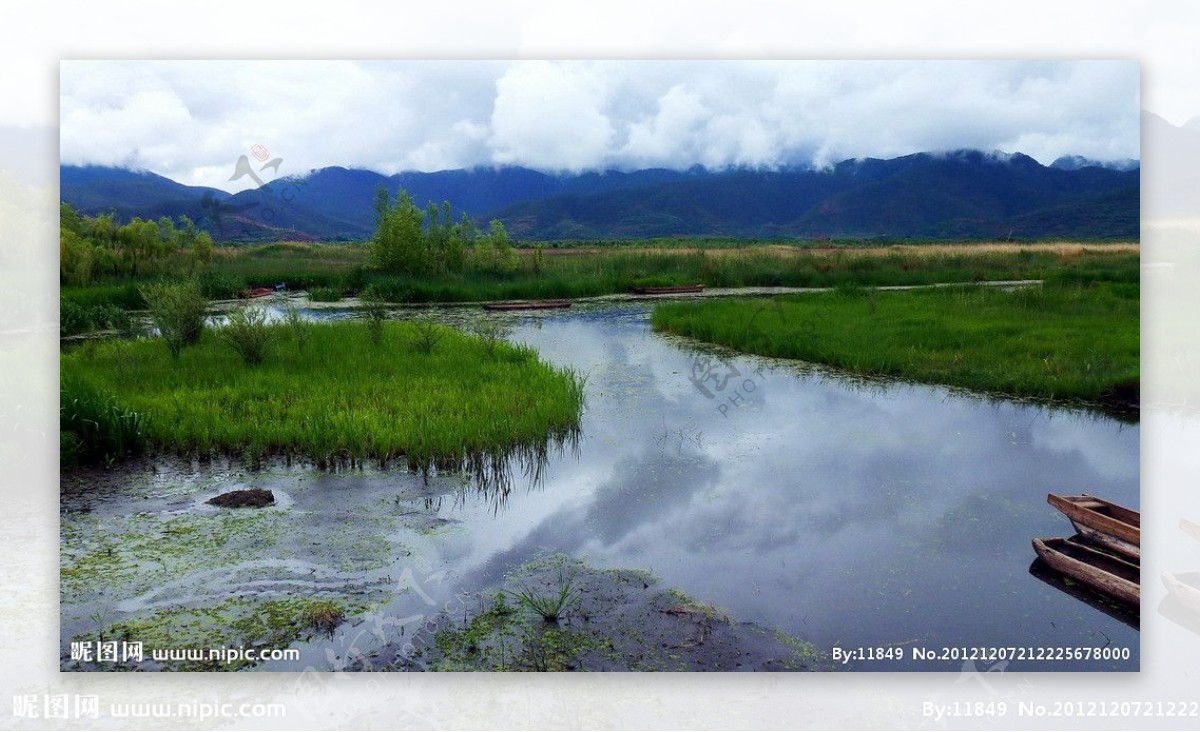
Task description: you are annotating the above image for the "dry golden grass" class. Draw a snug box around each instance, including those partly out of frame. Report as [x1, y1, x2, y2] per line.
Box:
[540, 241, 1139, 259]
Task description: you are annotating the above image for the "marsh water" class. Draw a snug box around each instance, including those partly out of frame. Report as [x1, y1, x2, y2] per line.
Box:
[61, 298, 1140, 671]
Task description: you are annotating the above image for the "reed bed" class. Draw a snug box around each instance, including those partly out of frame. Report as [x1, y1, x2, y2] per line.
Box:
[652, 282, 1138, 407]
[60, 320, 586, 466]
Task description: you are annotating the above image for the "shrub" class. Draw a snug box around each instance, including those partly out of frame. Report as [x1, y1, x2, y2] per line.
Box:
[282, 301, 311, 348]
[361, 293, 387, 345]
[140, 280, 208, 359]
[60, 301, 134, 337]
[221, 305, 273, 366]
[411, 316, 444, 355]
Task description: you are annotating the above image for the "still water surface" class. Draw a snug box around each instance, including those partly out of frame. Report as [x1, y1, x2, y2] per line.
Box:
[64, 299, 1140, 671]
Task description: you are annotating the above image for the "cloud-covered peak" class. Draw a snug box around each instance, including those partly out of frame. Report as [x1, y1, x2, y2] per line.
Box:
[60, 60, 1140, 193]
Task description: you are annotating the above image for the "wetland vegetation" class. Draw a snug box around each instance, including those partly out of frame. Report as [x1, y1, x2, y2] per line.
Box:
[59, 185, 1140, 672]
[61, 319, 586, 468]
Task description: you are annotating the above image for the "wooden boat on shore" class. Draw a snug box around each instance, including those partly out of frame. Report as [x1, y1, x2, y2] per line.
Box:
[1031, 537, 1140, 607]
[630, 284, 705, 295]
[1161, 572, 1200, 614]
[243, 287, 275, 299]
[481, 300, 572, 311]
[1047, 493, 1140, 560]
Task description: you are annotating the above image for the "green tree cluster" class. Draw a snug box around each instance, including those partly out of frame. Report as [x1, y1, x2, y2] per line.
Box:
[369, 186, 516, 275]
[59, 203, 214, 285]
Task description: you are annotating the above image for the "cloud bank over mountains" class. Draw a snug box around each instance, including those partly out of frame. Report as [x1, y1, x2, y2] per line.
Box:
[60, 60, 1140, 192]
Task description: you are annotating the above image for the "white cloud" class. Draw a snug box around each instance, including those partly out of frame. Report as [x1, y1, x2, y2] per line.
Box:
[59, 60, 1141, 191]
[488, 61, 615, 171]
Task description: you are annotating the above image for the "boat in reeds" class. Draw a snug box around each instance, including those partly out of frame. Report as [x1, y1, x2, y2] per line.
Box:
[1047, 493, 1140, 561]
[1031, 537, 1140, 606]
[1161, 572, 1200, 614]
[630, 284, 705, 295]
[244, 287, 275, 299]
[481, 300, 572, 311]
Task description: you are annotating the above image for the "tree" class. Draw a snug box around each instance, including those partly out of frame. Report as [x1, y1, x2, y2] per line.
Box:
[370, 189, 426, 274]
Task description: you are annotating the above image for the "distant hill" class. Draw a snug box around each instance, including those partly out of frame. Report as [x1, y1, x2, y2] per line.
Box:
[60, 150, 1139, 242]
[493, 151, 1139, 240]
[1141, 111, 1200, 222]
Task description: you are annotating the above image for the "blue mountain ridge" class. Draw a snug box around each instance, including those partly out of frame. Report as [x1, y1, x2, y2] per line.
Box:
[60, 149, 1139, 242]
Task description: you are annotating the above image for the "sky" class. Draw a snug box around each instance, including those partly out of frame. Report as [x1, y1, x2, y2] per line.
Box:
[59, 60, 1141, 193]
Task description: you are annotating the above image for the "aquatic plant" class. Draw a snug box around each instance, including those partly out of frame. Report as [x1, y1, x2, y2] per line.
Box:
[508, 566, 580, 623]
[139, 279, 208, 359]
[220, 305, 273, 366]
[64, 240, 1138, 309]
[59, 320, 586, 468]
[652, 281, 1138, 408]
[307, 286, 342, 302]
[301, 599, 346, 636]
[281, 300, 311, 348]
[60, 376, 148, 466]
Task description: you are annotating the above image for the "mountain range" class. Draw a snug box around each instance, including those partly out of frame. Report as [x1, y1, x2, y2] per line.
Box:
[60, 149, 1139, 242]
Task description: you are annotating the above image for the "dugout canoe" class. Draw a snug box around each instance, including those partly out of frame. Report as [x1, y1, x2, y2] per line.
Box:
[1031, 537, 1140, 607]
[629, 284, 705, 295]
[1047, 493, 1140, 561]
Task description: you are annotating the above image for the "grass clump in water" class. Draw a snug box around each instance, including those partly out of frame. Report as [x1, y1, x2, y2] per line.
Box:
[139, 279, 208, 359]
[59, 320, 585, 466]
[508, 565, 580, 623]
[652, 282, 1138, 408]
[220, 305, 273, 366]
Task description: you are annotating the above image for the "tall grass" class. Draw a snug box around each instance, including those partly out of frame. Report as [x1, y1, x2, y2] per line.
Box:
[220, 306, 273, 366]
[652, 282, 1139, 407]
[62, 241, 1138, 308]
[60, 376, 149, 466]
[59, 320, 586, 467]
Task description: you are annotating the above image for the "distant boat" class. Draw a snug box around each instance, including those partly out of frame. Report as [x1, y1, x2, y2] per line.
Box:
[1182, 518, 1200, 545]
[482, 300, 572, 311]
[630, 284, 705, 295]
[1031, 537, 1140, 607]
[1047, 493, 1140, 561]
[244, 287, 275, 299]
[1161, 572, 1200, 614]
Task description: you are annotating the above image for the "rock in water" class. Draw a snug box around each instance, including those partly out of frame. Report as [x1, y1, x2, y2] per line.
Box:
[207, 488, 275, 508]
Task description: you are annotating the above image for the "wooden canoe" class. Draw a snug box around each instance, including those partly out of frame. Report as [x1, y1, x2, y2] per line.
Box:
[1047, 493, 1140, 560]
[1028, 559, 1139, 630]
[1032, 537, 1140, 607]
[244, 287, 275, 299]
[481, 300, 572, 311]
[630, 284, 705, 295]
[1161, 572, 1200, 614]
[1181, 518, 1200, 545]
